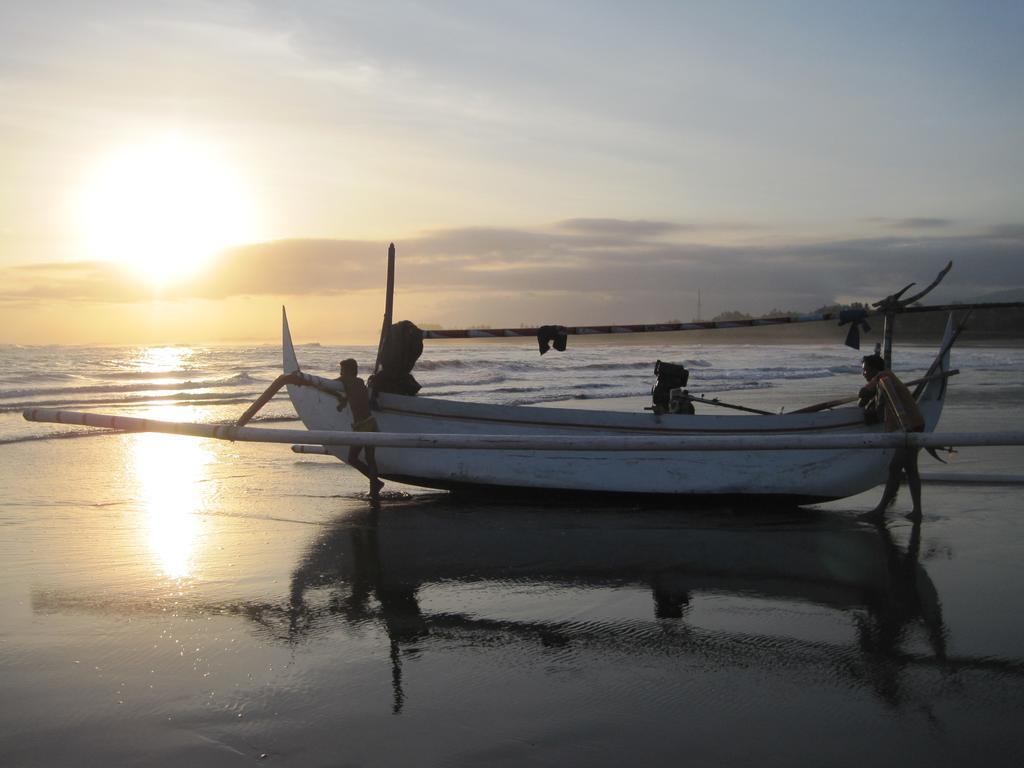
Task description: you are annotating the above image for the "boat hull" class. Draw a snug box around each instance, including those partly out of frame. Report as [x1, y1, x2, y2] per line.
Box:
[283, 313, 950, 501]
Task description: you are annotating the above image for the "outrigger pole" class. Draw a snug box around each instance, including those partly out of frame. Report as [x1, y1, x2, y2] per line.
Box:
[423, 314, 868, 340]
[420, 299, 1024, 340]
[21, 408, 1024, 452]
[418, 260, 1021, 345]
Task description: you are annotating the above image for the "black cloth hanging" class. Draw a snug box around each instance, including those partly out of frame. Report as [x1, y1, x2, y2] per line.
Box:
[838, 309, 872, 350]
[537, 325, 568, 355]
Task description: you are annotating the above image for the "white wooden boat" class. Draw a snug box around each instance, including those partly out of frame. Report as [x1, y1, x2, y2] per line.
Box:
[283, 310, 954, 503]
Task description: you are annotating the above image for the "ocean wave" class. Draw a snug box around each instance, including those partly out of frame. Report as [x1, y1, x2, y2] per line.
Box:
[957, 361, 1024, 373]
[702, 381, 773, 392]
[572, 361, 658, 371]
[563, 358, 715, 372]
[423, 373, 511, 389]
[0, 372, 79, 384]
[0, 429, 125, 446]
[90, 368, 197, 380]
[0, 372, 260, 401]
[704, 367, 842, 382]
[414, 359, 472, 371]
[415, 358, 546, 373]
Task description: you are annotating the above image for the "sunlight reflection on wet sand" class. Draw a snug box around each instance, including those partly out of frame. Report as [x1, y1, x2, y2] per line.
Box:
[131, 430, 212, 580]
[128, 346, 214, 579]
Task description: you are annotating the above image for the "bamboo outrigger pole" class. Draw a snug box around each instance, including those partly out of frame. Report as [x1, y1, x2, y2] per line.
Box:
[21, 408, 1024, 452]
[421, 299, 1024, 342]
[420, 260, 1024, 344]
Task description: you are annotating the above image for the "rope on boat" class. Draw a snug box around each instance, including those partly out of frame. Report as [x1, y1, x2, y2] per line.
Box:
[234, 371, 344, 427]
[791, 369, 958, 415]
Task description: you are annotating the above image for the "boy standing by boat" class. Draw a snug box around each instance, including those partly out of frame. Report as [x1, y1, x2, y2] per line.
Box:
[859, 354, 925, 520]
[337, 358, 384, 500]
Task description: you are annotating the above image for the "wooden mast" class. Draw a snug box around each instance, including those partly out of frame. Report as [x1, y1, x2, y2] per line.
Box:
[373, 243, 396, 378]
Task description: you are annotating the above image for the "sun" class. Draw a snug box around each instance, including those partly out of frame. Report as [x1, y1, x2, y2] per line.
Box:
[76, 134, 258, 286]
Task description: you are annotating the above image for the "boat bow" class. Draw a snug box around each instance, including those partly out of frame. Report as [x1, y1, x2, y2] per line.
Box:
[282, 306, 300, 375]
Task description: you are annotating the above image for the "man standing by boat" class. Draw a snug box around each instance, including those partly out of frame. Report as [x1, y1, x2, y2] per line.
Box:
[859, 354, 925, 520]
[337, 358, 384, 500]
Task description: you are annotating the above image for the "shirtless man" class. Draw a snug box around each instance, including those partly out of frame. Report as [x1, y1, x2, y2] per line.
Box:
[858, 354, 925, 520]
[337, 358, 384, 499]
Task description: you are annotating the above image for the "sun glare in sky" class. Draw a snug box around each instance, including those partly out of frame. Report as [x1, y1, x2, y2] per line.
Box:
[76, 134, 258, 286]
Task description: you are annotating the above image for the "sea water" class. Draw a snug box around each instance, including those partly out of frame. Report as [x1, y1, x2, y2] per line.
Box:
[1, 341, 1023, 766]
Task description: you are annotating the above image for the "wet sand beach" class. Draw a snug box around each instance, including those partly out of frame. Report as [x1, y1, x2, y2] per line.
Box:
[5, 2, 1022, 762]
[2, 343, 1024, 766]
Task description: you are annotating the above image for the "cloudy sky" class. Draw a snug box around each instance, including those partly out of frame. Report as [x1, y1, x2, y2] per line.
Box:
[2, 0, 1022, 343]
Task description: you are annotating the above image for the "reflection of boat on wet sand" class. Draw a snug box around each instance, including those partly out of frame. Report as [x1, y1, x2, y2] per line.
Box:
[30, 504, 1024, 716]
[238, 503, 1020, 713]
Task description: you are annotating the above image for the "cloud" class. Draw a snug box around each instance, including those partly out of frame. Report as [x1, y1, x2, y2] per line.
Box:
[989, 224, 1024, 239]
[1, 261, 143, 302]
[3, 223, 1022, 327]
[554, 218, 687, 238]
[865, 217, 954, 229]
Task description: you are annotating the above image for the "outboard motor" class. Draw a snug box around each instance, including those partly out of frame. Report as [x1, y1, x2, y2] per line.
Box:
[651, 360, 695, 415]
